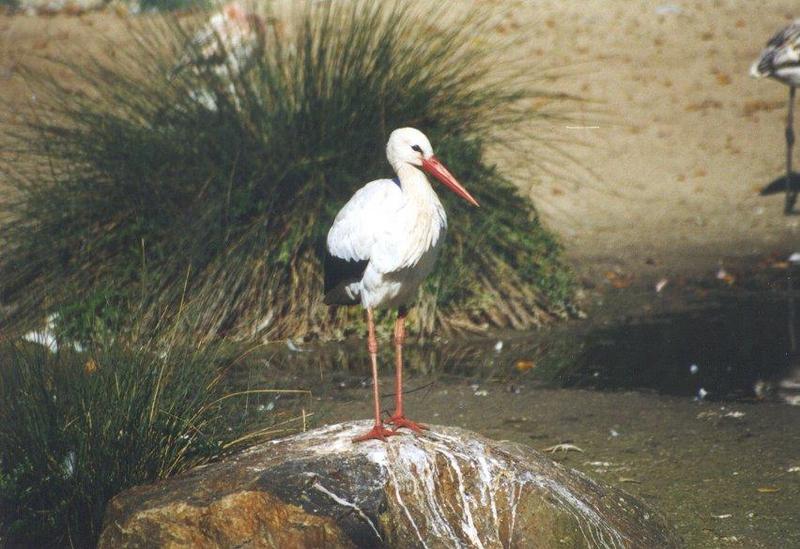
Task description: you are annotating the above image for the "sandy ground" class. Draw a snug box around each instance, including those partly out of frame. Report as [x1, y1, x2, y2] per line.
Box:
[2, 0, 799, 282]
[503, 0, 800, 281]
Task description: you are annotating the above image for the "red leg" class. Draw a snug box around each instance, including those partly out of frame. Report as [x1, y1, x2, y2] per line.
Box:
[353, 308, 398, 443]
[386, 308, 428, 434]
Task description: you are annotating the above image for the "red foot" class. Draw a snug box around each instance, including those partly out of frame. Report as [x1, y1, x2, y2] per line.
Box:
[352, 423, 401, 443]
[386, 414, 429, 434]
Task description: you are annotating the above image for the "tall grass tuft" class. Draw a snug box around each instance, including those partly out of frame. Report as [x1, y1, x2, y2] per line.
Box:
[0, 1, 576, 342]
[0, 339, 306, 547]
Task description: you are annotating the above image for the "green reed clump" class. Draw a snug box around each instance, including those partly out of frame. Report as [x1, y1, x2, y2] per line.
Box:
[0, 1, 576, 342]
[0, 338, 303, 548]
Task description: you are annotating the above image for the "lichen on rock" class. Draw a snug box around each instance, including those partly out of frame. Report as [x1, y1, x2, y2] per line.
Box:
[99, 421, 682, 548]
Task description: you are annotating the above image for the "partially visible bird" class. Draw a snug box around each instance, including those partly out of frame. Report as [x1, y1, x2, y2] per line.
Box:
[751, 19, 800, 214]
[324, 128, 479, 443]
[172, 2, 265, 109]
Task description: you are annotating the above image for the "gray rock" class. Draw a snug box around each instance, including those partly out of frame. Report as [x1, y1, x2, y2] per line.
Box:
[99, 421, 682, 548]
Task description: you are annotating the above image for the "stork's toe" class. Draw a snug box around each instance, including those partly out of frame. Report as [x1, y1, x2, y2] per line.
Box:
[386, 414, 429, 434]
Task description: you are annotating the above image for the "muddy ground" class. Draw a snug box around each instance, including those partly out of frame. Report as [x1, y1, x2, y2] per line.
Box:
[313, 383, 800, 548]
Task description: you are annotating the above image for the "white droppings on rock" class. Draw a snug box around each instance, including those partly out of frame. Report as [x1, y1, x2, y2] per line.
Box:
[364, 445, 389, 468]
[301, 423, 363, 456]
[396, 443, 460, 543]
[508, 479, 522, 544]
[536, 475, 628, 548]
[100, 421, 681, 548]
[474, 452, 500, 531]
[311, 480, 382, 541]
[386, 462, 428, 547]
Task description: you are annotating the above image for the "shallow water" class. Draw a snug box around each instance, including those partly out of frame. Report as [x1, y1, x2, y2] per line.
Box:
[245, 289, 799, 401]
[235, 280, 800, 548]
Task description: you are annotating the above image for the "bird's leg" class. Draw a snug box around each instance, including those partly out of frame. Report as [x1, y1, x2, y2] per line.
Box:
[353, 308, 398, 443]
[386, 307, 428, 434]
[786, 86, 797, 214]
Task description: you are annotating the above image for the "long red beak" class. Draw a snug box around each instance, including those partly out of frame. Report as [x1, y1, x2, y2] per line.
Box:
[422, 156, 480, 207]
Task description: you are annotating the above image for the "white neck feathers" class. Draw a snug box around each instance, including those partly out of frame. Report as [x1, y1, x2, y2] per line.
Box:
[393, 164, 447, 266]
[395, 164, 438, 206]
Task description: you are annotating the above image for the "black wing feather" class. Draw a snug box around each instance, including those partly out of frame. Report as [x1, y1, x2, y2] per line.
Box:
[323, 252, 368, 305]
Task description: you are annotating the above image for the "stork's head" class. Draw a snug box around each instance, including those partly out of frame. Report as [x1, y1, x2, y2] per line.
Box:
[223, 1, 248, 24]
[386, 127, 479, 207]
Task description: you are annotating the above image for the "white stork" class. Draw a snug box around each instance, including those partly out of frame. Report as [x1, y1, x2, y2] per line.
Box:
[751, 19, 800, 213]
[172, 2, 265, 110]
[324, 127, 479, 443]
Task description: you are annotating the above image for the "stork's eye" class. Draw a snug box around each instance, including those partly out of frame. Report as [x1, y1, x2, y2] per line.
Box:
[411, 145, 423, 153]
